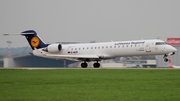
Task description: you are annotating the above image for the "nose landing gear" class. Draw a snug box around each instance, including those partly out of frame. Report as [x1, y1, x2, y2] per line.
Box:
[171, 52, 175, 55]
[163, 54, 168, 62]
[164, 58, 168, 62]
[163, 52, 176, 62]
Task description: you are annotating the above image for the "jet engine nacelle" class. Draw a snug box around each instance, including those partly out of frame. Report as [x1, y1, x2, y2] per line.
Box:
[44, 44, 62, 53]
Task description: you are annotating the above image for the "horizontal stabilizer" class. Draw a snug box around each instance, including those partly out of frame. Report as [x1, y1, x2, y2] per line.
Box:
[3, 33, 22, 36]
[21, 33, 35, 36]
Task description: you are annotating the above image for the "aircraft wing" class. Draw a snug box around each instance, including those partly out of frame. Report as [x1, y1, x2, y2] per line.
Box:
[46, 54, 100, 61]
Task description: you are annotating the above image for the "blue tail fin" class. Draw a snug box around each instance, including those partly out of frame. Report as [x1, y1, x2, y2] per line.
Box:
[21, 30, 48, 50]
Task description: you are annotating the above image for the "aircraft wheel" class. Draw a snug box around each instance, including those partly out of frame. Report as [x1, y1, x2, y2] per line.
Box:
[171, 52, 175, 55]
[164, 58, 168, 62]
[93, 63, 100, 68]
[81, 63, 88, 68]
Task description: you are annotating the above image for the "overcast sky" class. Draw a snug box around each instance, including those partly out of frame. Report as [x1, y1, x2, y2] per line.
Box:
[0, 0, 180, 48]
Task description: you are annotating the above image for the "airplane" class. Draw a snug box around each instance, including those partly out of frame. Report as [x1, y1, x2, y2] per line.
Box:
[5, 30, 177, 68]
[168, 59, 180, 68]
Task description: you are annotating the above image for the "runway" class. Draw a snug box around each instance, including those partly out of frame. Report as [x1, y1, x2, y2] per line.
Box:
[0, 67, 179, 70]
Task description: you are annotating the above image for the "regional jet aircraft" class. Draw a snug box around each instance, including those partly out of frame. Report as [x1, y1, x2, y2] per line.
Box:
[7, 30, 177, 68]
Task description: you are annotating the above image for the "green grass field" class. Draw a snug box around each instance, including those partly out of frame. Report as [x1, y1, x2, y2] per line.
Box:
[0, 68, 180, 101]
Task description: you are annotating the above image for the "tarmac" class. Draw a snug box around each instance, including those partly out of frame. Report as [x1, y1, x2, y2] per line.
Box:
[0, 67, 179, 70]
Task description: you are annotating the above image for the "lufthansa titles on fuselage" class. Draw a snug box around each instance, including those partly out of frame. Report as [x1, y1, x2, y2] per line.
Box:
[114, 41, 145, 46]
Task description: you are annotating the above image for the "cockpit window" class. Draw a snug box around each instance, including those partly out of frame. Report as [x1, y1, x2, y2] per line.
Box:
[155, 42, 167, 45]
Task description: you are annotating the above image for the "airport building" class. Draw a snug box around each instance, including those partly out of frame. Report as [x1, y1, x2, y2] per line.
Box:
[0, 42, 81, 68]
[2, 55, 76, 68]
[0, 59, 3, 67]
[156, 38, 180, 67]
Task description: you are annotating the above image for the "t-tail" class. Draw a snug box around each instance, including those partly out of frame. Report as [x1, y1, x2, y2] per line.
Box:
[21, 30, 48, 50]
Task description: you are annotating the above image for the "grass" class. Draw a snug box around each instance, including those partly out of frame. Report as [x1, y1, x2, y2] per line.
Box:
[0, 68, 180, 101]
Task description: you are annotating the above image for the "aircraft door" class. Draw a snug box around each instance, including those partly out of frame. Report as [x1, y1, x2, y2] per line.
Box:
[145, 41, 152, 52]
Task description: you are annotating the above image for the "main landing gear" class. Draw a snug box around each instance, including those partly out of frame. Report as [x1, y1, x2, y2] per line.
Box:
[81, 61, 101, 68]
[163, 52, 176, 62]
[81, 62, 88, 68]
[93, 62, 100, 68]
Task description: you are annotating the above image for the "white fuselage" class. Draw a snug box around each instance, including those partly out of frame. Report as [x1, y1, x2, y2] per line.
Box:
[32, 39, 177, 61]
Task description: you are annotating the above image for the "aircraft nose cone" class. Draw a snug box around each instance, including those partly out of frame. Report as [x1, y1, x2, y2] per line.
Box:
[171, 47, 177, 52]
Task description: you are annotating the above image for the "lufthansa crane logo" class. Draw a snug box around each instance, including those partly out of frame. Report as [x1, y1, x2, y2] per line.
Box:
[31, 37, 40, 48]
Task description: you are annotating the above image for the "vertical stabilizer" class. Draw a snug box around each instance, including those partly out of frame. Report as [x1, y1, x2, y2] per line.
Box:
[21, 30, 48, 50]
